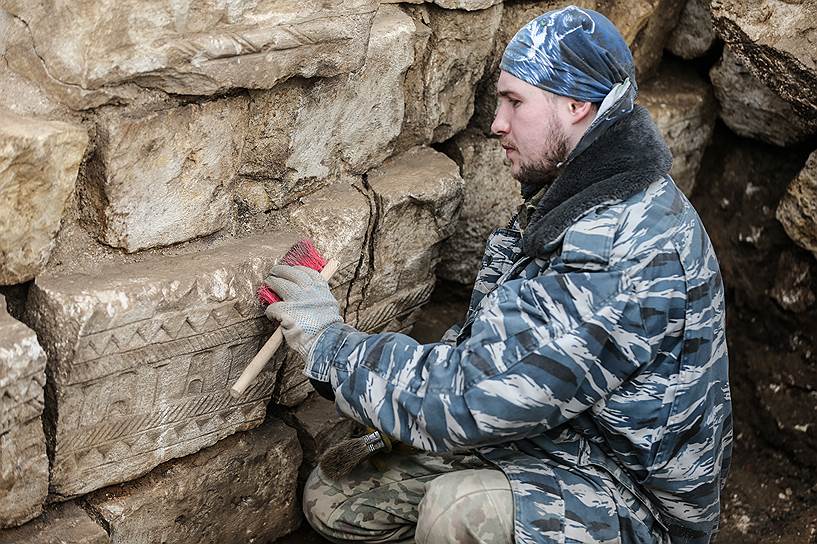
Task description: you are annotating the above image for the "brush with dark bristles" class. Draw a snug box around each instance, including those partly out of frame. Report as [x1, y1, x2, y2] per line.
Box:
[230, 239, 339, 398]
[319, 429, 391, 481]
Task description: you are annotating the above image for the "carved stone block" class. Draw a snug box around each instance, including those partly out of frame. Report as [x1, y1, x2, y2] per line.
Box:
[2, 0, 379, 108]
[0, 108, 88, 285]
[710, 47, 816, 147]
[240, 5, 417, 209]
[25, 232, 301, 497]
[0, 502, 109, 544]
[82, 97, 248, 252]
[85, 418, 301, 544]
[0, 296, 48, 528]
[640, 61, 716, 195]
[438, 129, 522, 285]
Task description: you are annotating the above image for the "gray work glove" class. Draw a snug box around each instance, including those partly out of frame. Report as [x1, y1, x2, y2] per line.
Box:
[263, 265, 342, 361]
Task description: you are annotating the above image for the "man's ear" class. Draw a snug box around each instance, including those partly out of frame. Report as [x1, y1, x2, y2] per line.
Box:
[566, 99, 595, 125]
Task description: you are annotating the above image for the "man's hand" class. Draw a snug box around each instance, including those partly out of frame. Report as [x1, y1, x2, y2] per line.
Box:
[263, 265, 342, 361]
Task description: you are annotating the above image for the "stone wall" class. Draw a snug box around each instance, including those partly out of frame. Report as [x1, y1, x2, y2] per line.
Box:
[1, 0, 816, 542]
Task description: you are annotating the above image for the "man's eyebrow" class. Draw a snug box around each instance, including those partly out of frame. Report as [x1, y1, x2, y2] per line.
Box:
[497, 90, 522, 99]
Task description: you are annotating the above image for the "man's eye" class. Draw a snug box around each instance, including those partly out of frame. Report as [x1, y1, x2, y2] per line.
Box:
[510, 99, 521, 108]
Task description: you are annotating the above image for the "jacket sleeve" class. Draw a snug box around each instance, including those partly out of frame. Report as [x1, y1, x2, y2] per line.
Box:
[305, 255, 673, 453]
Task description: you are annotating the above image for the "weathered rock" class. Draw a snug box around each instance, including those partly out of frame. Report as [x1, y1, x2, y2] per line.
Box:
[0, 109, 88, 285]
[0, 296, 48, 528]
[81, 97, 248, 252]
[241, 5, 417, 209]
[271, 352, 314, 408]
[287, 393, 359, 468]
[24, 232, 302, 497]
[438, 129, 522, 284]
[710, 47, 817, 147]
[359, 146, 463, 310]
[667, 0, 716, 59]
[2, 1, 378, 107]
[0, 502, 109, 544]
[711, 0, 817, 123]
[397, 3, 502, 148]
[639, 61, 716, 195]
[770, 251, 816, 314]
[777, 151, 817, 261]
[620, 0, 686, 79]
[382, 0, 502, 10]
[85, 418, 301, 544]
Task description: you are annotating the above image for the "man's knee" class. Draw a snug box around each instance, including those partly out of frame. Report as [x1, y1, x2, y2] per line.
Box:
[416, 469, 514, 544]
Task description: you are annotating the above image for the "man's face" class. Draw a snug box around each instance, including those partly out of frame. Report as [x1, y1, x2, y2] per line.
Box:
[491, 71, 570, 186]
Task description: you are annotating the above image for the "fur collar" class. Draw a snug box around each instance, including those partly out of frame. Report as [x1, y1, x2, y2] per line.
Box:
[521, 105, 672, 260]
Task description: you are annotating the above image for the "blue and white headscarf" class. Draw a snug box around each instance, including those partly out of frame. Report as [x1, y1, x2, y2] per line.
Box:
[500, 5, 637, 162]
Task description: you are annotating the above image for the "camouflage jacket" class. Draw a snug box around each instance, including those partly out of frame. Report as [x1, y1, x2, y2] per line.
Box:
[306, 108, 732, 544]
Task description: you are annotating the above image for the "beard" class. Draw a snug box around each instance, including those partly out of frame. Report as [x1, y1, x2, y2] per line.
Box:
[507, 116, 570, 189]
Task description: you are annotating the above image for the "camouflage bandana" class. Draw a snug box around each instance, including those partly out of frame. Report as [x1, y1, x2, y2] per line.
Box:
[500, 5, 637, 166]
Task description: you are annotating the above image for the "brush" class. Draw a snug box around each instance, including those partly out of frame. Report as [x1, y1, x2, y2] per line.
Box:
[319, 429, 392, 481]
[229, 239, 340, 399]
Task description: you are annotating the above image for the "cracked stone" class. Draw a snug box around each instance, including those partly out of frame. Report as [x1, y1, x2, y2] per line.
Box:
[85, 418, 301, 544]
[1, 1, 378, 107]
[640, 61, 716, 195]
[24, 232, 301, 497]
[0, 295, 48, 529]
[667, 0, 716, 59]
[710, 47, 817, 147]
[0, 502, 109, 544]
[711, 0, 817, 123]
[438, 129, 522, 285]
[240, 5, 417, 210]
[0, 108, 88, 285]
[80, 97, 248, 252]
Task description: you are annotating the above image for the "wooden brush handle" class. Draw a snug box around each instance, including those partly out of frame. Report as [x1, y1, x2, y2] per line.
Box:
[230, 258, 340, 399]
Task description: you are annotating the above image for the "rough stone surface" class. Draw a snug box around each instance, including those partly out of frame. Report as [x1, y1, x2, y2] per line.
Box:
[710, 47, 817, 147]
[639, 61, 716, 195]
[438, 129, 522, 285]
[287, 393, 359, 469]
[240, 5, 417, 210]
[667, 0, 716, 59]
[0, 108, 88, 285]
[711, 0, 817, 123]
[81, 97, 248, 253]
[382, 0, 502, 9]
[777, 151, 817, 261]
[24, 232, 301, 497]
[770, 250, 816, 314]
[1, 1, 379, 107]
[0, 502, 109, 544]
[625, 0, 686, 79]
[0, 296, 48, 528]
[347, 147, 463, 332]
[397, 3, 502, 148]
[85, 418, 301, 544]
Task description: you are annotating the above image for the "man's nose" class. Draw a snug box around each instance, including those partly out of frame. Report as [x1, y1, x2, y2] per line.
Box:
[491, 107, 509, 136]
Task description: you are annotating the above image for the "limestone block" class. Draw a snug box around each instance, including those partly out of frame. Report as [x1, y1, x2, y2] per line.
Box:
[609, 0, 685, 80]
[0, 109, 88, 285]
[667, 0, 716, 59]
[639, 62, 716, 195]
[710, 47, 817, 147]
[382, 0, 502, 10]
[0, 502, 109, 544]
[83, 97, 248, 252]
[438, 129, 522, 285]
[777, 151, 817, 261]
[397, 4, 502, 148]
[2, 0, 379, 107]
[240, 5, 417, 209]
[271, 352, 314, 408]
[24, 232, 301, 497]
[288, 394, 359, 468]
[711, 0, 817, 123]
[85, 418, 301, 544]
[0, 296, 48, 528]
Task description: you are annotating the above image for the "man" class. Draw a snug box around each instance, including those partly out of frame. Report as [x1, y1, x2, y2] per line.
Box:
[264, 6, 732, 544]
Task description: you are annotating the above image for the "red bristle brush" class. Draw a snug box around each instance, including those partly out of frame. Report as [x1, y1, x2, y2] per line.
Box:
[230, 239, 339, 398]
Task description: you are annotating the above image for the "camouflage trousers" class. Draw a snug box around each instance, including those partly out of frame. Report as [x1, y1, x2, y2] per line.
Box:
[303, 450, 515, 543]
